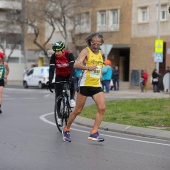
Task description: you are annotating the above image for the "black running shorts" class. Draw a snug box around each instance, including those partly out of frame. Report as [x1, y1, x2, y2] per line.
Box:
[0, 80, 4, 87]
[79, 86, 103, 97]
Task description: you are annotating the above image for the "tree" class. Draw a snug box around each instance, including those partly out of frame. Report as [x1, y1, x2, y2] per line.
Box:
[47, 0, 92, 52]
[0, 7, 22, 62]
[22, 0, 92, 63]
[23, 0, 56, 63]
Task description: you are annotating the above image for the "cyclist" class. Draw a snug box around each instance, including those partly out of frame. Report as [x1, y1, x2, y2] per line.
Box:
[62, 32, 106, 142]
[47, 41, 76, 125]
[0, 51, 9, 114]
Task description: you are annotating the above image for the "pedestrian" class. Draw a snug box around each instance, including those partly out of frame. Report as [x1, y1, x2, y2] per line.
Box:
[23, 67, 28, 77]
[112, 65, 119, 91]
[75, 68, 82, 89]
[140, 77, 145, 92]
[141, 70, 149, 92]
[0, 52, 9, 114]
[164, 66, 170, 92]
[47, 41, 76, 125]
[101, 59, 113, 93]
[152, 69, 159, 92]
[62, 32, 105, 142]
[165, 66, 170, 74]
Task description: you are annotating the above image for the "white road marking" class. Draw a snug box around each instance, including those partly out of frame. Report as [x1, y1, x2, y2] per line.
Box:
[39, 112, 170, 146]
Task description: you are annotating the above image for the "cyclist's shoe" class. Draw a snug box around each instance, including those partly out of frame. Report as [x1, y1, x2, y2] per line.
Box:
[70, 99, 76, 108]
[0, 110, 2, 114]
[57, 118, 62, 126]
[62, 129, 71, 142]
[88, 132, 104, 142]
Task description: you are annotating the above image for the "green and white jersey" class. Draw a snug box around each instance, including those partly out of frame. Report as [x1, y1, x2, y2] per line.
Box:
[0, 64, 5, 80]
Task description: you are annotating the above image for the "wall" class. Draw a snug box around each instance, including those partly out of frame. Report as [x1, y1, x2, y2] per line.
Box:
[8, 63, 26, 81]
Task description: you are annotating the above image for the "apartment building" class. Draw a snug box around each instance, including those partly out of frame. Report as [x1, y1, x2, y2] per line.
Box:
[73, 0, 132, 85]
[131, 0, 170, 89]
[0, 0, 46, 65]
[73, 0, 170, 89]
[0, 0, 46, 81]
[0, 0, 23, 63]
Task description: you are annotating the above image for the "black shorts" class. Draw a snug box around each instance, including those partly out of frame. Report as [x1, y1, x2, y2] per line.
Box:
[79, 86, 103, 97]
[0, 80, 4, 87]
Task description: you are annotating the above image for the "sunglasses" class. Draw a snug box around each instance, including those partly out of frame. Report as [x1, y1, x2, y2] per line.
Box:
[91, 42, 102, 46]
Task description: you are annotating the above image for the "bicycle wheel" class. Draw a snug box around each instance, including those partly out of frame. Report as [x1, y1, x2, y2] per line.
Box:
[54, 95, 70, 133]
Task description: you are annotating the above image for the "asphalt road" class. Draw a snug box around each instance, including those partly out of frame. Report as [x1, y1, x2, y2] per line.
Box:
[0, 87, 170, 170]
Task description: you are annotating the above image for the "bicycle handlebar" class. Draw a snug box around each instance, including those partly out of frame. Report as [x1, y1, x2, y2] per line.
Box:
[52, 80, 71, 84]
[48, 80, 71, 93]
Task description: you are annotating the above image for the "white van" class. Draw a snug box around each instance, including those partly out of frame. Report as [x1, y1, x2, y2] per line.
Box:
[23, 66, 55, 89]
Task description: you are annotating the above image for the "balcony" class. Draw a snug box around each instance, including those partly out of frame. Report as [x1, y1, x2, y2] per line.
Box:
[97, 25, 106, 32]
[0, 0, 22, 10]
[0, 24, 22, 34]
[110, 24, 119, 31]
[5, 44, 22, 58]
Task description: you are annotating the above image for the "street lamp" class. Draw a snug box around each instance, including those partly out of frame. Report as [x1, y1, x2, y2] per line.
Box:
[156, 0, 161, 73]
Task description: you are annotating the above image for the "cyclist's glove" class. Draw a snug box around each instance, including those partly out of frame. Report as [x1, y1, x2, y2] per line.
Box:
[46, 81, 53, 93]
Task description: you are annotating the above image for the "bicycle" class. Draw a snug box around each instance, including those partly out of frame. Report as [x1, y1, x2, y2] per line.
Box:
[49, 81, 72, 133]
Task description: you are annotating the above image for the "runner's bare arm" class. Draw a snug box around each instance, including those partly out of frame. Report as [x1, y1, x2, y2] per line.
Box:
[74, 48, 89, 70]
[74, 48, 98, 71]
[4, 62, 9, 77]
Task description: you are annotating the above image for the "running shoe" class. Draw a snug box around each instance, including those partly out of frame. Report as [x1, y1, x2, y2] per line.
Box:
[70, 99, 76, 108]
[62, 129, 71, 142]
[88, 132, 104, 142]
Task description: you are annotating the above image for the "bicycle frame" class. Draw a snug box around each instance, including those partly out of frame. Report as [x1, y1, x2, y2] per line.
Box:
[53, 81, 72, 133]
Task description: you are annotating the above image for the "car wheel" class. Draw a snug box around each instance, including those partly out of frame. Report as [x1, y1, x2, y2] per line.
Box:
[23, 81, 28, 88]
[38, 82, 43, 89]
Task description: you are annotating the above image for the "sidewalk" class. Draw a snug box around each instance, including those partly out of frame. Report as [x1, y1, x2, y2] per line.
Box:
[6, 81, 170, 141]
[74, 90, 170, 141]
[6, 80, 23, 87]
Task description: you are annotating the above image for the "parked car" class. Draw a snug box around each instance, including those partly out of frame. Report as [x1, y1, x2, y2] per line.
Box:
[23, 66, 55, 89]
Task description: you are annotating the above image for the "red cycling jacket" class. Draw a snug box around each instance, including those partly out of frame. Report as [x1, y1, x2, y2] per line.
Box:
[49, 50, 75, 82]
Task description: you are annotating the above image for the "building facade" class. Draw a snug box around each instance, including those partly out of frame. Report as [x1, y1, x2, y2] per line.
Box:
[131, 0, 170, 89]
[1, 0, 170, 86]
[73, 0, 170, 89]
[0, 0, 23, 63]
[72, 0, 132, 87]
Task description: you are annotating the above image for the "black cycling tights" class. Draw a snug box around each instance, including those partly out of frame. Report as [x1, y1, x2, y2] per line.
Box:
[54, 80, 75, 118]
[54, 80, 75, 100]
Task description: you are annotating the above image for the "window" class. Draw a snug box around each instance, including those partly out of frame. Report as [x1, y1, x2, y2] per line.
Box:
[75, 15, 81, 33]
[97, 11, 106, 31]
[138, 7, 148, 23]
[109, 9, 119, 31]
[27, 69, 34, 76]
[75, 12, 91, 33]
[0, 37, 5, 44]
[84, 13, 90, 32]
[160, 5, 167, 21]
[27, 20, 37, 34]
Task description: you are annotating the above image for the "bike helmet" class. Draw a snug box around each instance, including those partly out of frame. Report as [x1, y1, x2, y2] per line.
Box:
[52, 41, 65, 51]
[0, 52, 4, 59]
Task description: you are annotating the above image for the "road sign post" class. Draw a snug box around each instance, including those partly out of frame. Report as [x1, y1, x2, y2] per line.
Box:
[154, 39, 163, 69]
[100, 44, 113, 60]
[154, 53, 163, 63]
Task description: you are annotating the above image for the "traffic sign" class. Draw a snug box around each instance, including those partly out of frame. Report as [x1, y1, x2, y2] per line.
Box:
[155, 39, 163, 53]
[100, 44, 113, 60]
[154, 53, 163, 62]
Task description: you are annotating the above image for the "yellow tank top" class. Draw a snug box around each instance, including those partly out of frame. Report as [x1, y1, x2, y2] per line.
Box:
[80, 47, 104, 87]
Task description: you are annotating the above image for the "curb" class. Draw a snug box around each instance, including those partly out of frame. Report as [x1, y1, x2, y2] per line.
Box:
[74, 116, 170, 141]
